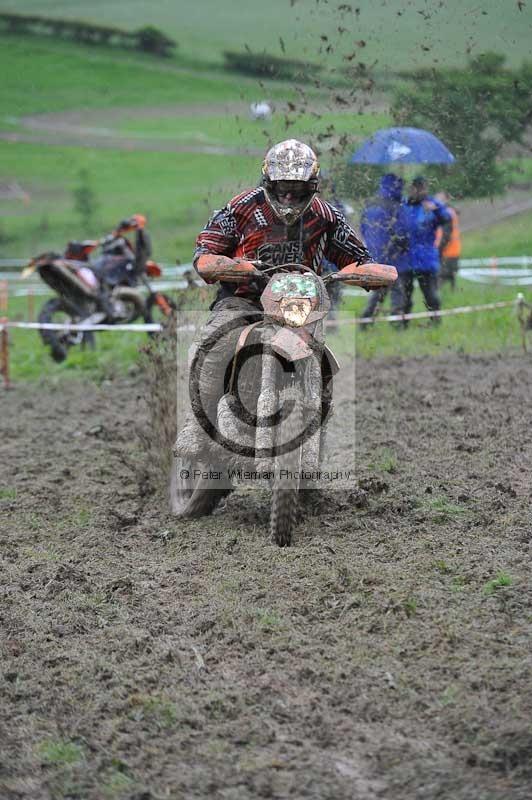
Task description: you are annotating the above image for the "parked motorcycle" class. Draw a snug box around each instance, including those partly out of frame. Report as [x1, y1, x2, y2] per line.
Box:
[23, 215, 175, 362]
[171, 256, 396, 546]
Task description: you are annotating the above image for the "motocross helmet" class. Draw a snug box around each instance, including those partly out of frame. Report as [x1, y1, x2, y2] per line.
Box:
[116, 214, 147, 234]
[262, 139, 320, 225]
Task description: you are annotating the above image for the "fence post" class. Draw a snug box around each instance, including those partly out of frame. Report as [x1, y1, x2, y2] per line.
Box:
[0, 322, 9, 389]
[27, 285, 35, 321]
[0, 280, 9, 388]
[516, 292, 530, 353]
[0, 279, 7, 315]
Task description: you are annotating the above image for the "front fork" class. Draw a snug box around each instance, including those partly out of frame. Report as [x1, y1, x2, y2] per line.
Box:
[255, 350, 278, 471]
[302, 354, 323, 474]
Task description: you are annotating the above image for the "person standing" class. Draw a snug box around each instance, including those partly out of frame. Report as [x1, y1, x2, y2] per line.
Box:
[360, 173, 409, 321]
[393, 176, 451, 322]
[435, 191, 462, 290]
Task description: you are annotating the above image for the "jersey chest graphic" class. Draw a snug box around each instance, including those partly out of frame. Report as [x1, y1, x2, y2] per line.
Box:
[254, 223, 305, 266]
[256, 239, 304, 265]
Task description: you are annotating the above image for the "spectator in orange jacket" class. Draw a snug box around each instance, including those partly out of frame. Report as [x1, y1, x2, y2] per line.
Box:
[435, 191, 462, 289]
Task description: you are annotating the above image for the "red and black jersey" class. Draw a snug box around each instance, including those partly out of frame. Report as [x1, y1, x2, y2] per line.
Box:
[194, 187, 371, 299]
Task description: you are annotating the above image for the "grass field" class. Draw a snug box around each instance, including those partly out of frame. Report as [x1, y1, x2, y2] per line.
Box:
[344, 280, 523, 359]
[0, 35, 295, 117]
[0, 34, 387, 264]
[0, 140, 258, 261]
[2, 30, 531, 261]
[2, 0, 531, 71]
[114, 110, 391, 148]
[461, 210, 532, 258]
[0, 33, 387, 263]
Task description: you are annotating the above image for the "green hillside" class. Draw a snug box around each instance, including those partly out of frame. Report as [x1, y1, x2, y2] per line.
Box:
[0, 36, 292, 116]
[462, 210, 532, 258]
[0, 34, 387, 262]
[114, 110, 390, 148]
[1, 0, 531, 71]
[1, 8, 531, 266]
[0, 141, 258, 261]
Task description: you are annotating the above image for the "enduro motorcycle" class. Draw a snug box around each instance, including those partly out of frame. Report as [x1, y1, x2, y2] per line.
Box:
[23, 215, 175, 362]
[171, 256, 396, 546]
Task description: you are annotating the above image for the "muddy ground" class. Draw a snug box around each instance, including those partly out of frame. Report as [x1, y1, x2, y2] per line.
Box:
[1, 352, 532, 800]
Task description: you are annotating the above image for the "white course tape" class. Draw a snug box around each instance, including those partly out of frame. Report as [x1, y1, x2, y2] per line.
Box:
[2, 320, 204, 333]
[2, 299, 519, 333]
[5, 321, 163, 332]
[348, 299, 516, 326]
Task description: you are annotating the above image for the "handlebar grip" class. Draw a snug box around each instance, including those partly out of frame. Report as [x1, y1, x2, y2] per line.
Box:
[337, 262, 397, 289]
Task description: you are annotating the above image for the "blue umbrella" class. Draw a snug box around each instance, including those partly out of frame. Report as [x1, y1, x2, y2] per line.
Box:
[349, 127, 455, 165]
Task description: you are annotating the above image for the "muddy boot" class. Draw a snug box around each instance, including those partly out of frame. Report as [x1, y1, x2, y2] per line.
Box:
[173, 414, 212, 460]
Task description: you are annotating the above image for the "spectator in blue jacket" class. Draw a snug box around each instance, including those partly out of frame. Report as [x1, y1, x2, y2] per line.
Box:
[393, 175, 451, 322]
[360, 173, 409, 321]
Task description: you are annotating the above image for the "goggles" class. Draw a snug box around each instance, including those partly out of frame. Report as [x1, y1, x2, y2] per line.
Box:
[271, 181, 312, 201]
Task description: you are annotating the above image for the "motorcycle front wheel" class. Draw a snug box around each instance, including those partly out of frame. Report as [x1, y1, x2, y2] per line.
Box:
[270, 384, 303, 547]
[38, 298, 81, 363]
[110, 287, 145, 323]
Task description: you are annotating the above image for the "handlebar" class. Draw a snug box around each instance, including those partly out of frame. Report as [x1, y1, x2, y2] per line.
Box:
[252, 261, 310, 274]
[196, 255, 397, 290]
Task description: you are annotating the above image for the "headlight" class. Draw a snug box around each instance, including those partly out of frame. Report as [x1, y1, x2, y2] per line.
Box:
[280, 297, 312, 327]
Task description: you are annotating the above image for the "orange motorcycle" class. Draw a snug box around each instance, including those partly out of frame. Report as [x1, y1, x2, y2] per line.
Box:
[171, 256, 397, 546]
[24, 215, 175, 362]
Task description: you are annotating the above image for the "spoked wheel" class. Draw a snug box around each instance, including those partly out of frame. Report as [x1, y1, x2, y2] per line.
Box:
[270, 384, 303, 547]
[110, 287, 145, 323]
[169, 457, 231, 518]
[38, 298, 81, 363]
[145, 292, 177, 337]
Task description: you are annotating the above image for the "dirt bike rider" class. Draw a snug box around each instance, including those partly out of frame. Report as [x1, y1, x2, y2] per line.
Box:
[91, 214, 151, 289]
[86, 213, 152, 319]
[175, 139, 385, 459]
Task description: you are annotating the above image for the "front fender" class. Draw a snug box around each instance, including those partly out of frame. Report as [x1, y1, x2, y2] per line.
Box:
[269, 327, 314, 362]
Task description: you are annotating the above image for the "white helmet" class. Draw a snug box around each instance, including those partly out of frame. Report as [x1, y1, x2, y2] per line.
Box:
[262, 139, 320, 225]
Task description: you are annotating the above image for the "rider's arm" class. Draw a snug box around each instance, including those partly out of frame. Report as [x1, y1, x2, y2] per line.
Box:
[193, 203, 239, 276]
[325, 207, 374, 269]
[195, 254, 258, 283]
